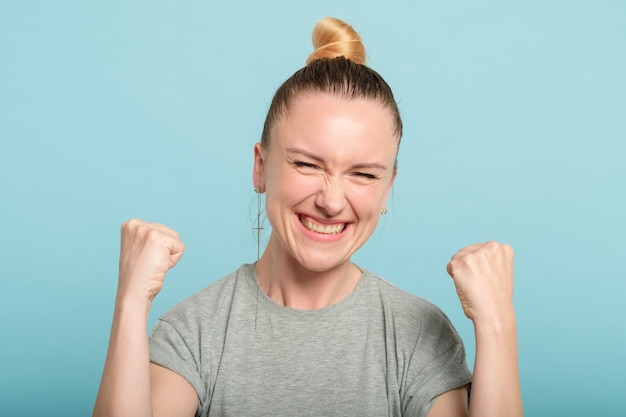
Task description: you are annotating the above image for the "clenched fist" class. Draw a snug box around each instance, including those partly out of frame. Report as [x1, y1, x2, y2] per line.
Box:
[446, 241, 515, 325]
[117, 219, 185, 303]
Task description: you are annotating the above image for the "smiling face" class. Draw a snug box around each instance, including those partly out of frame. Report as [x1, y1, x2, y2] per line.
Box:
[253, 93, 398, 274]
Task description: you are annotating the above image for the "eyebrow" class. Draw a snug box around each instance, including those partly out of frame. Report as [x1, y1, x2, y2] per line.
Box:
[284, 147, 388, 171]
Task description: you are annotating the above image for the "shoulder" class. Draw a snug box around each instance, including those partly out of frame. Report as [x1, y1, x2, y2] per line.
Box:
[364, 269, 463, 350]
[156, 264, 254, 329]
[365, 270, 451, 323]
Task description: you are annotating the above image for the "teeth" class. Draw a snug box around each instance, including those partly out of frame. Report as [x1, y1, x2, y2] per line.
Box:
[300, 216, 345, 234]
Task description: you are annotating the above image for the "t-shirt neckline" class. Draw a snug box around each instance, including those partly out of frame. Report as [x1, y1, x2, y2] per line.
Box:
[242, 262, 370, 320]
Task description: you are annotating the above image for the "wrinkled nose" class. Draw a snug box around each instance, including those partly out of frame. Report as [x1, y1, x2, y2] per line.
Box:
[315, 180, 347, 217]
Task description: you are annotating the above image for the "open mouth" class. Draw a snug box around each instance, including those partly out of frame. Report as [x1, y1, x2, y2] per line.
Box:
[298, 214, 346, 235]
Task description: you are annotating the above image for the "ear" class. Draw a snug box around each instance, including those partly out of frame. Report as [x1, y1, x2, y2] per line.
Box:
[252, 142, 266, 192]
[381, 170, 396, 212]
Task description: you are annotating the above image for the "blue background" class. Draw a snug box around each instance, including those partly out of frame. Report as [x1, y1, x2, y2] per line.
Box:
[1, 1, 624, 416]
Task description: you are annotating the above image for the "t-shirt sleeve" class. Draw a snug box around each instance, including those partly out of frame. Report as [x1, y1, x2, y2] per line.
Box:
[401, 306, 472, 417]
[149, 319, 205, 412]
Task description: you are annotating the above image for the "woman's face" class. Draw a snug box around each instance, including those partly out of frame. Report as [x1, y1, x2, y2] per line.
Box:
[253, 93, 398, 273]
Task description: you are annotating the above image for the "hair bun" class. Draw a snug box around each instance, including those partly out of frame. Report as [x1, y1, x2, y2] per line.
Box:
[306, 17, 366, 65]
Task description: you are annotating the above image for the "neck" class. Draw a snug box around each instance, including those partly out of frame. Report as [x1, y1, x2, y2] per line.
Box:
[255, 236, 361, 310]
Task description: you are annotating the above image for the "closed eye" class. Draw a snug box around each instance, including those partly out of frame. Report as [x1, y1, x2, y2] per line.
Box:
[353, 172, 379, 179]
[292, 161, 318, 169]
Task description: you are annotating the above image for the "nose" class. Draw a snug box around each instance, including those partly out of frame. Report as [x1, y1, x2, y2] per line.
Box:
[315, 179, 347, 217]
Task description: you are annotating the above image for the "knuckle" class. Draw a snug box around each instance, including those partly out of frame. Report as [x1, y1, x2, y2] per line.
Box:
[121, 219, 134, 235]
[503, 243, 514, 257]
[485, 240, 500, 251]
[454, 254, 471, 269]
[145, 227, 163, 242]
[122, 218, 141, 231]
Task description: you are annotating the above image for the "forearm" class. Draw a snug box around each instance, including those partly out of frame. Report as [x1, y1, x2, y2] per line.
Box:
[93, 297, 154, 417]
[469, 312, 523, 417]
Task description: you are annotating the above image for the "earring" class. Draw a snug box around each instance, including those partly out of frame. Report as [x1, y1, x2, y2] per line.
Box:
[253, 186, 264, 330]
[253, 187, 264, 260]
[381, 208, 388, 215]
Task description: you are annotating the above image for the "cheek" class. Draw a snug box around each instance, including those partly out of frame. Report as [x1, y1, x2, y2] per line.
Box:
[265, 171, 321, 212]
[274, 170, 322, 193]
[346, 182, 392, 214]
[348, 181, 388, 200]
[354, 192, 381, 213]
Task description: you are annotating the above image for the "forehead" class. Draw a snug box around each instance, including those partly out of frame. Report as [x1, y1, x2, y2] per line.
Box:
[270, 93, 398, 162]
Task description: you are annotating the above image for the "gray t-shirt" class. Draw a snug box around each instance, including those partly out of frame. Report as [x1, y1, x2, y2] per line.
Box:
[149, 264, 471, 417]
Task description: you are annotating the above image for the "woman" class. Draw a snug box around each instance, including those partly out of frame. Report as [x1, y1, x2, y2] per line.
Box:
[93, 17, 523, 417]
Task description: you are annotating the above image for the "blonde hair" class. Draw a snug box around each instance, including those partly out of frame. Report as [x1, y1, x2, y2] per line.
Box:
[306, 17, 366, 65]
[261, 17, 402, 167]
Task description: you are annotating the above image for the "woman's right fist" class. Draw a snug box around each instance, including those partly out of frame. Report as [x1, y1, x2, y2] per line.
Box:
[117, 219, 185, 302]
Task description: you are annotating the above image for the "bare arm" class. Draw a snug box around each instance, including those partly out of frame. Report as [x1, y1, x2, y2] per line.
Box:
[427, 241, 523, 417]
[93, 219, 197, 417]
[469, 307, 521, 416]
[151, 363, 198, 417]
